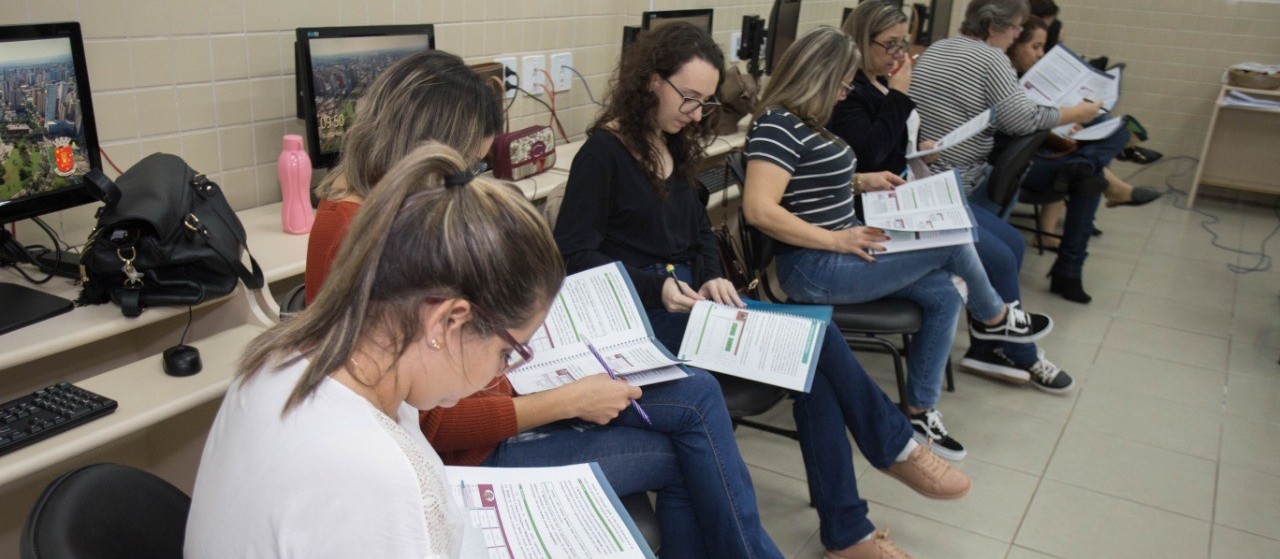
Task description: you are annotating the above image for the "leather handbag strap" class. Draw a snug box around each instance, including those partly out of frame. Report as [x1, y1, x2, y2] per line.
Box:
[190, 175, 265, 289]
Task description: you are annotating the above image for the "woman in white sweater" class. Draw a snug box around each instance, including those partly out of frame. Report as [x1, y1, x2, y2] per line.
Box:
[184, 143, 565, 558]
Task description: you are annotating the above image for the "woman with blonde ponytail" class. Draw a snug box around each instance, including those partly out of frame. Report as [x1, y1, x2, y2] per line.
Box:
[184, 143, 564, 558]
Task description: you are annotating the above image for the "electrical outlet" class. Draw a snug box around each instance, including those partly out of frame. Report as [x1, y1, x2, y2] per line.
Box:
[729, 32, 742, 62]
[549, 52, 573, 92]
[494, 56, 517, 99]
[522, 54, 546, 95]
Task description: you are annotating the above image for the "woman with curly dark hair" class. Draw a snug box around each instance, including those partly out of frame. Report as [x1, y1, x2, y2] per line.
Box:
[557, 22, 971, 559]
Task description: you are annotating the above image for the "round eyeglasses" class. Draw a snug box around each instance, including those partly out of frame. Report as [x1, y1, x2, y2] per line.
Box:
[662, 75, 721, 116]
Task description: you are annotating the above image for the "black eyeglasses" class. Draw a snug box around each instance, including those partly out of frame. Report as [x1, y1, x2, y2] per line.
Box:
[662, 75, 721, 116]
[872, 38, 911, 55]
[424, 296, 534, 372]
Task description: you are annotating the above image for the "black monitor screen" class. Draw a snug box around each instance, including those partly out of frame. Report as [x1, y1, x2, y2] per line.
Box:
[0, 22, 100, 225]
[296, 25, 434, 169]
[642, 9, 714, 34]
[766, 0, 801, 75]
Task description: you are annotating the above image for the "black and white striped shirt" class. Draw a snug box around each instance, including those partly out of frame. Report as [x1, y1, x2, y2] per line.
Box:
[746, 108, 858, 234]
[910, 36, 1060, 190]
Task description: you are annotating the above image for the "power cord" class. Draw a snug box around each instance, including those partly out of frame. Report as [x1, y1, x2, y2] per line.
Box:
[564, 65, 605, 107]
[0, 216, 61, 284]
[535, 68, 571, 143]
[1124, 155, 1279, 273]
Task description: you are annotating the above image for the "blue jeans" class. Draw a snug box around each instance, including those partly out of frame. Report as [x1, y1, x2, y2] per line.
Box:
[774, 244, 1005, 409]
[483, 366, 782, 559]
[967, 203, 1039, 365]
[1024, 120, 1130, 278]
[646, 307, 914, 552]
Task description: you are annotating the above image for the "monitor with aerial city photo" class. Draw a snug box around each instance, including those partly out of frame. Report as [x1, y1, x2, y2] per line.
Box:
[295, 25, 435, 168]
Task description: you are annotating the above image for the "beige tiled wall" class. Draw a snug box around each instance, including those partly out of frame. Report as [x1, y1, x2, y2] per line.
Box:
[1044, 0, 1280, 159]
[4, 0, 850, 239]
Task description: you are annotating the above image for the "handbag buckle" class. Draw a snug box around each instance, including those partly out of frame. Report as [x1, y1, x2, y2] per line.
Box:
[117, 246, 143, 287]
[184, 213, 202, 232]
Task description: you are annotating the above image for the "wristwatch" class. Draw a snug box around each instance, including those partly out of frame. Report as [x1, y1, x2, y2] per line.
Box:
[851, 173, 863, 194]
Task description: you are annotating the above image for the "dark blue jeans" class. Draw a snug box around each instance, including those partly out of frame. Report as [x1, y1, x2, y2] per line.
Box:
[968, 203, 1039, 365]
[483, 366, 782, 559]
[1024, 120, 1130, 278]
[647, 306, 915, 552]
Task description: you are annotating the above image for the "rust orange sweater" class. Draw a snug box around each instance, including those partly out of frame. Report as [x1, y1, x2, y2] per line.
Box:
[304, 198, 519, 466]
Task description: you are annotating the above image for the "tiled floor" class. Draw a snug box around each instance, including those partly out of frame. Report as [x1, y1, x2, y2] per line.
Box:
[736, 161, 1280, 558]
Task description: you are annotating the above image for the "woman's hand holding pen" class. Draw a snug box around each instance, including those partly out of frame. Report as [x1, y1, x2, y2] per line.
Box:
[560, 374, 642, 425]
[830, 226, 890, 262]
[661, 276, 703, 313]
[699, 278, 744, 308]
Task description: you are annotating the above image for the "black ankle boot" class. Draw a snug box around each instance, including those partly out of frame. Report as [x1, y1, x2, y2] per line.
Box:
[1049, 273, 1092, 304]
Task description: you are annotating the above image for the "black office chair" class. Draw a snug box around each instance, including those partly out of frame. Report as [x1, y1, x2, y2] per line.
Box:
[22, 463, 191, 559]
[983, 130, 1055, 252]
[278, 283, 307, 318]
[725, 152, 952, 413]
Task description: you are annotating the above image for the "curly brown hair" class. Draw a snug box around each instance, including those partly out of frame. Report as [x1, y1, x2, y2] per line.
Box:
[592, 22, 725, 197]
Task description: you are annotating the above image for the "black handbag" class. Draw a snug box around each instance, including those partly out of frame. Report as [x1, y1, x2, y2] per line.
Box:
[77, 153, 264, 317]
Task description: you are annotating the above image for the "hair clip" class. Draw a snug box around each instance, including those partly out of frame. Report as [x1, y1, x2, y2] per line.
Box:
[443, 170, 474, 187]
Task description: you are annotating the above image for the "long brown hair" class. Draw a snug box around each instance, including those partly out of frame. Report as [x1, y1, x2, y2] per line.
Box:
[316, 51, 503, 201]
[592, 22, 724, 197]
[242, 143, 564, 413]
[755, 26, 859, 134]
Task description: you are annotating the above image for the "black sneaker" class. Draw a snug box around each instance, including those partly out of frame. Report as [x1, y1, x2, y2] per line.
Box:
[909, 409, 966, 461]
[1027, 350, 1075, 394]
[969, 301, 1052, 343]
[958, 346, 1031, 385]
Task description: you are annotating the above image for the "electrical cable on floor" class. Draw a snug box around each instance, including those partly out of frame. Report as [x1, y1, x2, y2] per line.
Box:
[1124, 155, 1279, 274]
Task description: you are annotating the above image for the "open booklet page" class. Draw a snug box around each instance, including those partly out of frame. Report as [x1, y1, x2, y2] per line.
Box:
[907, 108, 993, 160]
[861, 170, 977, 254]
[862, 171, 973, 231]
[507, 262, 688, 395]
[1021, 44, 1116, 108]
[1051, 116, 1126, 142]
[677, 300, 830, 392]
[448, 463, 656, 559]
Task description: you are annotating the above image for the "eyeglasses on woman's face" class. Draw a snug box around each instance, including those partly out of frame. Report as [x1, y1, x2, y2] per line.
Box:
[662, 75, 721, 116]
[872, 38, 911, 55]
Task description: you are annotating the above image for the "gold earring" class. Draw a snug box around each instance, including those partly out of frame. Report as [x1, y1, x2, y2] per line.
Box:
[429, 339, 442, 350]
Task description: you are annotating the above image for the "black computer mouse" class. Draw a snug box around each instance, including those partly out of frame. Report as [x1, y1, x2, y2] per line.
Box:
[163, 345, 202, 377]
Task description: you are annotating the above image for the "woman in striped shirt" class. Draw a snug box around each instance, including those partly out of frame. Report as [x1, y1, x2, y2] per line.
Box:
[909, 0, 1105, 302]
[830, 2, 1074, 396]
[742, 26, 1052, 473]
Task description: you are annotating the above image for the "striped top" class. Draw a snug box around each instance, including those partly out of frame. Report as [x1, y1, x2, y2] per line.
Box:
[910, 36, 1060, 190]
[746, 108, 858, 236]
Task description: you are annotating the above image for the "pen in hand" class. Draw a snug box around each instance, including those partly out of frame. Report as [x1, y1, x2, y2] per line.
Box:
[584, 340, 653, 426]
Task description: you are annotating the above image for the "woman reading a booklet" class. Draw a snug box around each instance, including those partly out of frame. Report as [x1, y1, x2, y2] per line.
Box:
[910, 0, 1107, 303]
[556, 23, 972, 559]
[1006, 17, 1161, 254]
[302, 51, 782, 558]
[830, 2, 1075, 396]
[742, 27, 1057, 464]
[185, 143, 558, 557]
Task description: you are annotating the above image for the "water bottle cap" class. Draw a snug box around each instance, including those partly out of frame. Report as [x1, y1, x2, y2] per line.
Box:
[282, 134, 304, 151]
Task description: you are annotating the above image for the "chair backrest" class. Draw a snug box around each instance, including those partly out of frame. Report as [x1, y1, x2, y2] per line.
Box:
[22, 463, 191, 559]
[725, 151, 785, 303]
[985, 129, 1050, 216]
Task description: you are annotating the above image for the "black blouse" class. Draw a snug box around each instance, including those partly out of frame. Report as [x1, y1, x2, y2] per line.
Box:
[827, 70, 916, 175]
[554, 130, 722, 309]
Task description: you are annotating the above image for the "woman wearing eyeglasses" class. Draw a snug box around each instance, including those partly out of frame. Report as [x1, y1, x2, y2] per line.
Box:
[301, 50, 786, 559]
[558, 23, 973, 559]
[830, 2, 1075, 395]
[186, 141, 563, 557]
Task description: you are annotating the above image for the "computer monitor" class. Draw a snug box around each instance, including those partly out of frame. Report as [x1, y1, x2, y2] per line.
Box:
[294, 25, 435, 169]
[642, 9, 714, 34]
[0, 21, 102, 334]
[0, 22, 101, 228]
[765, 0, 801, 75]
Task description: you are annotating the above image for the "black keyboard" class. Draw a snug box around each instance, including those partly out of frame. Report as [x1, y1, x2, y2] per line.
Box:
[0, 382, 117, 456]
[696, 165, 738, 195]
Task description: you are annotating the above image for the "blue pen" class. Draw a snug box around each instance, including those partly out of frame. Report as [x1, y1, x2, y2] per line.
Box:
[584, 340, 653, 426]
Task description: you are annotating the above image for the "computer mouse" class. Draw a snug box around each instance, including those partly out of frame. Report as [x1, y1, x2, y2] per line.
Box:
[163, 345, 202, 377]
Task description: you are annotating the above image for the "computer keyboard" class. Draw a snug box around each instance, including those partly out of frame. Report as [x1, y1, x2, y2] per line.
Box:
[0, 382, 117, 456]
[696, 164, 738, 195]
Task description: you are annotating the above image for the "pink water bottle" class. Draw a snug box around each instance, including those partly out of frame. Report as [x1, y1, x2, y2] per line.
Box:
[278, 134, 314, 235]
